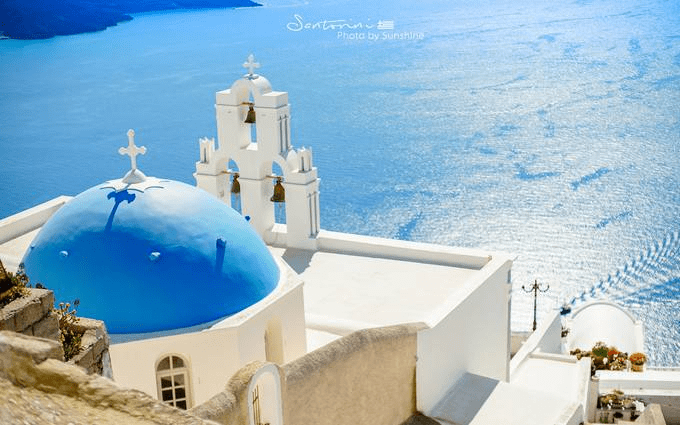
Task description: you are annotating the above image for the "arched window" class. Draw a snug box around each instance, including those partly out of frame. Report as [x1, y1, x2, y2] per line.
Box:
[156, 354, 192, 410]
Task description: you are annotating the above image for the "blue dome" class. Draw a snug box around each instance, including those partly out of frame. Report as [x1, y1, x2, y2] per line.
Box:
[22, 178, 279, 334]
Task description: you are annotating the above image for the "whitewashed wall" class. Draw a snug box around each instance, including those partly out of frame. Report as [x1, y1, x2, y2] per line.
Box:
[109, 263, 306, 407]
[416, 256, 513, 414]
[109, 326, 242, 407]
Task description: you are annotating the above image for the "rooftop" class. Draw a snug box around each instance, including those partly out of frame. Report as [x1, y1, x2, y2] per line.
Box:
[1, 196, 512, 353]
[273, 246, 479, 328]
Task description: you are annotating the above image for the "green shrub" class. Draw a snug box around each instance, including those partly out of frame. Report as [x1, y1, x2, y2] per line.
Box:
[0, 264, 31, 308]
[56, 300, 83, 361]
[591, 341, 609, 358]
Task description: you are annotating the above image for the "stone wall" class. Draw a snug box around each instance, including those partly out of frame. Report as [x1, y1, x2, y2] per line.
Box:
[0, 288, 111, 376]
[191, 324, 425, 425]
[190, 360, 266, 424]
[67, 317, 111, 377]
[0, 288, 60, 341]
[282, 323, 425, 424]
[0, 331, 212, 424]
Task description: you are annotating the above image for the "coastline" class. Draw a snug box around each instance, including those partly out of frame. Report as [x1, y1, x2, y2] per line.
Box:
[0, 0, 260, 41]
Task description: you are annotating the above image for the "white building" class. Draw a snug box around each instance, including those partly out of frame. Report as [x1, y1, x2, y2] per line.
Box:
[0, 55, 513, 418]
[4, 56, 673, 424]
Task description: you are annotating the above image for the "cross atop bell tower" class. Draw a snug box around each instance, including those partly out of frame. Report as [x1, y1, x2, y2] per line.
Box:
[243, 54, 260, 79]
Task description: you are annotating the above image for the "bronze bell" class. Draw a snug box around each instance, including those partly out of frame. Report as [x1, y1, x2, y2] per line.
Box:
[244, 105, 256, 124]
[270, 177, 285, 203]
[230, 172, 240, 194]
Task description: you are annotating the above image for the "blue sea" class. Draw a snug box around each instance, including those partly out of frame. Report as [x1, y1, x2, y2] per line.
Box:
[0, 0, 678, 365]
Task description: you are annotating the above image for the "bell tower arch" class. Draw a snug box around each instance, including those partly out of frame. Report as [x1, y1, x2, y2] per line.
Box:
[194, 55, 320, 249]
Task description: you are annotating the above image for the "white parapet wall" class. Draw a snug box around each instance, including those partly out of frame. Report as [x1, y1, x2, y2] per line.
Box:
[0, 196, 72, 271]
[596, 368, 680, 425]
[275, 228, 495, 269]
[0, 196, 71, 245]
[567, 301, 644, 354]
[510, 310, 564, 374]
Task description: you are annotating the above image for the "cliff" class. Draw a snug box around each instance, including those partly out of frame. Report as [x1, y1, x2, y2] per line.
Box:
[0, 0, 260, 40]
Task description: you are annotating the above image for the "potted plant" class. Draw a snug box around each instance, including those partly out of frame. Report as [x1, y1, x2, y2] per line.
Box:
[629, 352, 646, 372]
[607, 348, 619, 362]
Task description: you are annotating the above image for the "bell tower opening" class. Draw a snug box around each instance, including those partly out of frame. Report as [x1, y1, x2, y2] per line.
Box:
[271, 162, 286, 225]
[228, 159, 242, 214]
[246, 94, 257, 144]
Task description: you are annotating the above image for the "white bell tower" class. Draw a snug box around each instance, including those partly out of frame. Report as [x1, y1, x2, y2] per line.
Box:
[194, 55, 320, 250]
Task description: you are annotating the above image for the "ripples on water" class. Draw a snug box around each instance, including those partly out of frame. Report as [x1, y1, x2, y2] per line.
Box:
[0, 0, 678, 364]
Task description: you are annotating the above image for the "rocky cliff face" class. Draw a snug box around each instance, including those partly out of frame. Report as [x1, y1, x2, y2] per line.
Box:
[0, 331, 214, 424]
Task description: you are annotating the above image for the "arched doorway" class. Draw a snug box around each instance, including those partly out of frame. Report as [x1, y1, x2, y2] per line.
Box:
[247, 364, 283, 425]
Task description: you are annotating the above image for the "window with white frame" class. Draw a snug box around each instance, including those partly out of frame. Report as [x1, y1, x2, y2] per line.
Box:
[156, 354, 192, 410]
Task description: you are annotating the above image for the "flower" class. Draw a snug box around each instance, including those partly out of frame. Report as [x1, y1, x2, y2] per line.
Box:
[629, 352, 646, 365]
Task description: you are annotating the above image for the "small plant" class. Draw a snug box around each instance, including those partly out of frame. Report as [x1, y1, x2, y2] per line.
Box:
[571, 342, 632, 374]
[570, 348, 591, 360]
[56, 299, 82, 361]
[0, 263, 32, 308]
[592, 341, 609, 358]
[607, 348, 619, 360]
[609, 352, 629, 371]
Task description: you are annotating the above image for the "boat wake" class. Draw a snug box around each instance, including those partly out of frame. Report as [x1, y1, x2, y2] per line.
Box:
[564, 230, 680, 365]
[567, 230, 679, 307]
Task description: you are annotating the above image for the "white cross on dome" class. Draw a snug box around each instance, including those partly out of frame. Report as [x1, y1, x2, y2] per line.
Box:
[118, 129, 148, 185]
[119, 129, 146, 171]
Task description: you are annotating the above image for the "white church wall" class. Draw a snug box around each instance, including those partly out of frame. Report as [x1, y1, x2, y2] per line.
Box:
[207, 256, 307, 368]
[233, 282, 307, 367]
[416, 256, 513, 415]
[109, 326, 242, 407]
[109, 259, 306, 408]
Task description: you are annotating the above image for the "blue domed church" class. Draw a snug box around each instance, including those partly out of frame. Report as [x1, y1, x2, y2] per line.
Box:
[0, 56, 524, 425]
[23, 130, 280, 335]
[21, 129, 307, 408]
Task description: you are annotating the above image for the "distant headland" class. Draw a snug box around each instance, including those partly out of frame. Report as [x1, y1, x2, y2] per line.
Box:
[0, 0, 260, 40]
